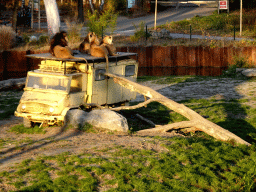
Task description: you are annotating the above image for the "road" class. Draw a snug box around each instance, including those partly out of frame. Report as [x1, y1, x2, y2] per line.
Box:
[114, 7, 217, 36]
[33, 6, 217, 37]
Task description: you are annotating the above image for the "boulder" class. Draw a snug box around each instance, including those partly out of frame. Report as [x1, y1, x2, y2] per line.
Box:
[65, 109, 88, 129]
[241, 68, 256, 77]
[84, 109, 129, 132]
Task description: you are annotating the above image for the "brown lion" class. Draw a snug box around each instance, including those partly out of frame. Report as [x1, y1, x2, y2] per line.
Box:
[49, 31, 74, 59]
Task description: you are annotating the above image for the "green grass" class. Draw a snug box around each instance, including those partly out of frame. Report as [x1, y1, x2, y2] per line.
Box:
[162, 10, 256, 40]
[9, 124, 46, 134]
[2, 75, 256, 191]
[1, 140, 256, 191]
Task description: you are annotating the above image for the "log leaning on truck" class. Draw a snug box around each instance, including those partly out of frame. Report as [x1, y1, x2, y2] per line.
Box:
[104, 72, 251, 146]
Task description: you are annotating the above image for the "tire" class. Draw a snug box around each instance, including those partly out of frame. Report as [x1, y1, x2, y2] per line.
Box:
[23, 118, 33, 128]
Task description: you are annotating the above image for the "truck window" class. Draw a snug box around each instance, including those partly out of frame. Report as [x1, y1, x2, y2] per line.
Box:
[70, 75, 82, 92]
[26, 75, 69, 91]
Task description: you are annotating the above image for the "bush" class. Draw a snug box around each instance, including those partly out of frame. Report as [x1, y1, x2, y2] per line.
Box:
[86, 9, 117, 37]
[0, 25, 16, 51]
[38, 35, 49, 44]
[130, 21, 150, 42]
[65, 18, 83, 45]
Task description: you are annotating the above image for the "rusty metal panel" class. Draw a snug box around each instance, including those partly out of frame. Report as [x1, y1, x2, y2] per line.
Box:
[168, 46, 176, 68]
[200, 67, 211, 76]
[116, 47, 127, 52]
[223, 47, 229, 68]
[244, 47, 253, 66]
[137, 46, 147, 67]
[202, 47, 212, 67]
[151, 46, 166, 67]
[127, 46, 138, 61]
[252, 47, 256, 66]
[212, 67, 222, 76]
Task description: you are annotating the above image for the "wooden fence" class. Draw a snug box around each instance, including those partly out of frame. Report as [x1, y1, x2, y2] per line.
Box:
[1, 46, 256, 81]
[117, 46, 256, 76]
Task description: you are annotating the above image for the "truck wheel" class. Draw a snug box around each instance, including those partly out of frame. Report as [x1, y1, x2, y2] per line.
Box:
[23, 118, 33, 128]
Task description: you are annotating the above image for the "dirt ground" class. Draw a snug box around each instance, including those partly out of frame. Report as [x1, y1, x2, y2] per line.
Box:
[0, 77, 255, 170]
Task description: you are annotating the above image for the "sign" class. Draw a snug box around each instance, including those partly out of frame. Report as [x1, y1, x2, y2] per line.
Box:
[128, 0, 135, 8]
[219, 1, 227, 9]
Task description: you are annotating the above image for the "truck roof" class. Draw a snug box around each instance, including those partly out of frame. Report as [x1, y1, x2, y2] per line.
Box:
[26, 51, 137, 63]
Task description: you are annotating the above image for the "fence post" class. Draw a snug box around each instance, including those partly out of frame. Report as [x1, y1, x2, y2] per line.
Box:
[146, 25, 148, 42]
[234, 25, 236, 40]
[190, 24, 192, 41]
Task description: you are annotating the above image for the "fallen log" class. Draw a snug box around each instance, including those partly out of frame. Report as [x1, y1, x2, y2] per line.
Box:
[104, 72, 251, 146]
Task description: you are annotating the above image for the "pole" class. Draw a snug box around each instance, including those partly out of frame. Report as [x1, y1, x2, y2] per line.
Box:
[240, 0, 242, 36]
[31, 0, 34, 29]
[38, 0, 40, 30]
[234, 25, 235, 40]
[190, 24, 192, 41]
[146, 25, 148, 41]
[217, 0, 219, 14]
[154, 0, 157, 30]
[227, 0, 229, 13]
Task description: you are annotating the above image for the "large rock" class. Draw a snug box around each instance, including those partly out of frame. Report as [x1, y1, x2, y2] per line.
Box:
[84, 109, 129, 132]
[242, 68, 256, 77]
[65, 109, 88, 129]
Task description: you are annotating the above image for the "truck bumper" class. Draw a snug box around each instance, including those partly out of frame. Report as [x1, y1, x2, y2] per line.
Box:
[14, 111, 65, 125]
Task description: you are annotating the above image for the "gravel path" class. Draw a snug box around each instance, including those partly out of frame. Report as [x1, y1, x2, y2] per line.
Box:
[133, 77, 256, 106]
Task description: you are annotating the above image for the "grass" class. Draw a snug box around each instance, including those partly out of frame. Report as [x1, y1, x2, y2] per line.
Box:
[9, 124, 46, 134]
[161, 9, 256, 39]
[1, 139, 256, 191]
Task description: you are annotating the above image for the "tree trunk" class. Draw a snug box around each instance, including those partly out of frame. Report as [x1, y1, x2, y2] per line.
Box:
[12, 0, 19, 31]
[77, 0, 84, 23]
[88, 0, 95, 13]
[99, 0, 104, 12]
[104, 72, 251, 146]
[43, 0, 61, 36]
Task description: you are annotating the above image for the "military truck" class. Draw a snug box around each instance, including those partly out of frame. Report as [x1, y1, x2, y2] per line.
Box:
[15, 52, 138, 127]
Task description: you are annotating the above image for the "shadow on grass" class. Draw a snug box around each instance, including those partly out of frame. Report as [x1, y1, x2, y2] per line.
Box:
[0, 124, 81, 166]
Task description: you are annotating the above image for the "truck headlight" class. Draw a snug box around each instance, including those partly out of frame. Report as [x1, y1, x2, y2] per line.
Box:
[21, 104, 26, 110]
[49, 107, 54, 113]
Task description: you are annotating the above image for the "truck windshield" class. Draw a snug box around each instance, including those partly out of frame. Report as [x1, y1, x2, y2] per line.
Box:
[26, 75, 69, 91]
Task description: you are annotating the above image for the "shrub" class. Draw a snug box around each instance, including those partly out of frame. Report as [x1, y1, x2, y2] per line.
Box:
[38, 35, 49, 44]
[65, 18, 83, 45]
[86, 9, 117, 37]
[131, 21, 150, 42]
[22, 33, 30, 44]
[0, 25, 16, 51]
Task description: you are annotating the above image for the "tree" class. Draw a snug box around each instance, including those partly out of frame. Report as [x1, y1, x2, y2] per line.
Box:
[12, 0, 19, 31]
[43, 0, 61, 36]
[105, 72, 250, 146]
[77, 0, 84, 23]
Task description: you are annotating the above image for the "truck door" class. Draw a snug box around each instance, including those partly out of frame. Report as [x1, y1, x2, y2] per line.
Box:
[69, 74, 85, 107]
